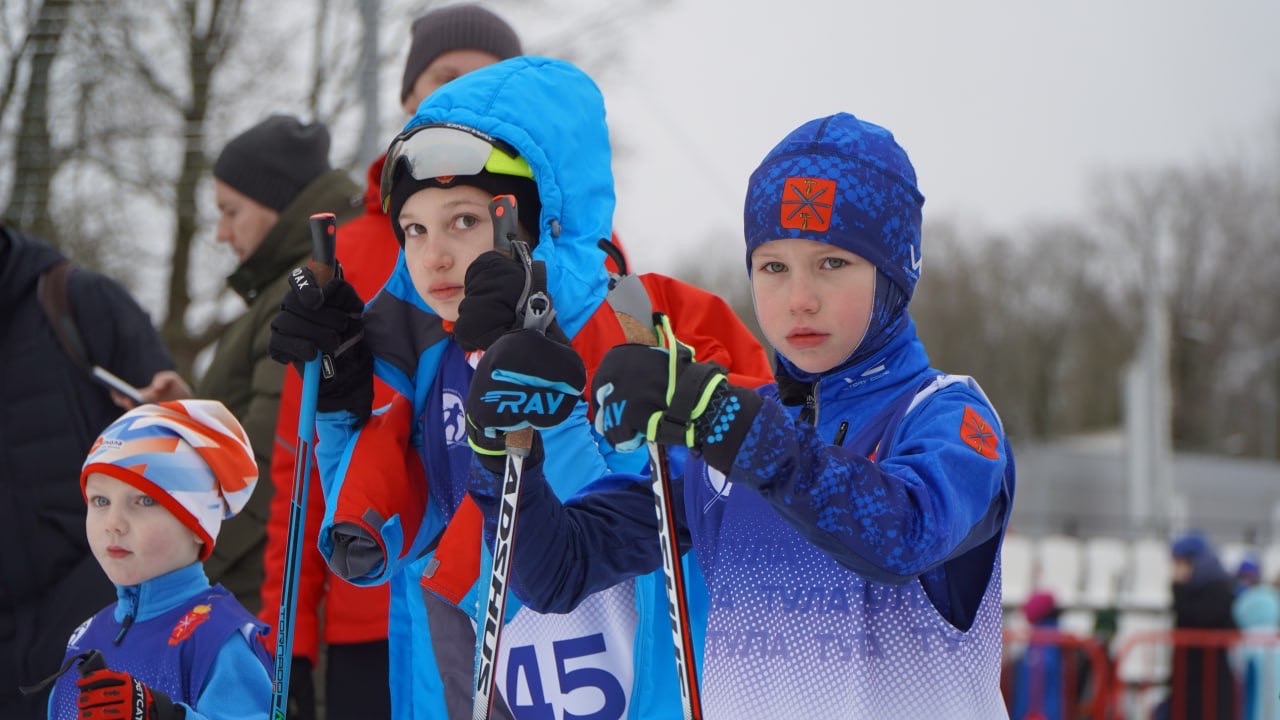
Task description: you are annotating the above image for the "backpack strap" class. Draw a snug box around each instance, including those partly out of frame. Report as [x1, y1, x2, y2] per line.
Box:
[37, 259, 93, 373]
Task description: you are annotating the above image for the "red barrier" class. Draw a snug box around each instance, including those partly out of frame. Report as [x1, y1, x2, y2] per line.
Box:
[1104, 628, 1280, 720]
[1004, 627, 1280, 719]
[1003, 627, 1113, 720]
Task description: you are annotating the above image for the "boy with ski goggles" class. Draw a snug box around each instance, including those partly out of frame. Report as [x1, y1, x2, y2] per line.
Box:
[464, 112, 1017, 718]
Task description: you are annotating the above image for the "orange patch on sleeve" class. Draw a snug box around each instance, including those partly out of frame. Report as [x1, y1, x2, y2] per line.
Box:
[960, 406, 1000, 460]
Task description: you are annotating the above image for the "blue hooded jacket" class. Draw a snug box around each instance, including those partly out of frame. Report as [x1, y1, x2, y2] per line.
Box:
[314, 57, 689, 720]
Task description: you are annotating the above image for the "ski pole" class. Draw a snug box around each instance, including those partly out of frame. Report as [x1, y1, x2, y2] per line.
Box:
[615, 303, 705, 720]
[473, 195, 553, 720]
[271, 212, 337, 720]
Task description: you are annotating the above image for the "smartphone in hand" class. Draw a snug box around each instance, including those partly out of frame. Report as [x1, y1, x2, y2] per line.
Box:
[91, 366, 145, 405]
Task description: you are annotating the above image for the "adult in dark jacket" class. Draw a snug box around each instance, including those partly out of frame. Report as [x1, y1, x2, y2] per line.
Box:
[196, 115, 361, 614]
[0, 224, 183, 718]
[1155, 531, 1238, 720]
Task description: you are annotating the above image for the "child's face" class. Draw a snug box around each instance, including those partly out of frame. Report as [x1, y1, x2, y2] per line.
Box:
[399, 184, 499, 322]
[84, 473, 203, 586]
[751, 238, 876, 375]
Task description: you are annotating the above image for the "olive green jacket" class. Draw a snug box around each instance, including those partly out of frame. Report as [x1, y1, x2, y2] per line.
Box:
[196, 169, 361, 612]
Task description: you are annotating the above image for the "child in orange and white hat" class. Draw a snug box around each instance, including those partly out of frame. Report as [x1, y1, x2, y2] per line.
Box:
[43, 400, 272, 720]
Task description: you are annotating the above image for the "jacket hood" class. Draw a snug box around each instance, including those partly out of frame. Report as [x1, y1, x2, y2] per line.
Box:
[0, 225, 66, 310]
[400, 56, 614, 338]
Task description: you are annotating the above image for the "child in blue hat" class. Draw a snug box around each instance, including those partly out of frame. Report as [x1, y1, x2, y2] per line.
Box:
[465, 112, 1017, 717]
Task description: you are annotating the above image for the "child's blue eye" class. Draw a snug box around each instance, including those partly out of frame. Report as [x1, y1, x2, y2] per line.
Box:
[759, 261, 786, 274]
[90, 496, 108, 507]
[821, 257, 848, 270]
[138, 496, 157, 507]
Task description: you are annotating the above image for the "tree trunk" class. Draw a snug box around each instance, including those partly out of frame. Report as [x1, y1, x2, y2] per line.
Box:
[2, 0, 73, 244]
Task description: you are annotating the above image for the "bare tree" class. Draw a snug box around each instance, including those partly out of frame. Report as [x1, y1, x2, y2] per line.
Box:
[2, 0, 73, 244]
[1092, 143, 1280, 456]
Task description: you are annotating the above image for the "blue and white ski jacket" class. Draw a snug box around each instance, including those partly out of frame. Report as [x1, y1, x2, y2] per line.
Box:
[485, 318, 1016, 719]
[313, 57, 694, 720]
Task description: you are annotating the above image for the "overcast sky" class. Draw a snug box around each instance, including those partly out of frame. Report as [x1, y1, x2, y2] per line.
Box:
[552, 0, 1280, 276]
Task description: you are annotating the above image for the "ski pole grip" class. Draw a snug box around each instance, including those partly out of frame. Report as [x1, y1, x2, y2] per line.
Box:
[616, 312, 658, 347]
[490, 195, 519, 255]
[308, 213, 338, 287]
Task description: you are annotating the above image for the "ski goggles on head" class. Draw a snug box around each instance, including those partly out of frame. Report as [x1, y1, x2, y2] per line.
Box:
[379, 122, 534, 213]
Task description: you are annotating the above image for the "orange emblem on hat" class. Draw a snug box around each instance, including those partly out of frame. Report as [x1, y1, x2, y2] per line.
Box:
[168, 604, 213, 646]
[960, 406, 1000, 460]
[781, 177, 836, 231]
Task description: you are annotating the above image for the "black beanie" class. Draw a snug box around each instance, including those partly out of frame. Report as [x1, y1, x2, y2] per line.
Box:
[400, 4, 522, 104]
[387, 170, 541, 247]
[214, 115, 332, 213]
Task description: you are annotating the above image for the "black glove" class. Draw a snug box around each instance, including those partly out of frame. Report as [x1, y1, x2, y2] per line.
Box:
[77, 663, 184, 720]
[454, 250, 568, 352]
[466, 327, 585, 473]
[270, 266, 373, 421]
[591, 315, 762, 473]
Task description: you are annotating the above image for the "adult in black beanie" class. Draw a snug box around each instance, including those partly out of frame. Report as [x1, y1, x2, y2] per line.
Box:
[198, 114, 360, 636]
[214, 115, 332, 213]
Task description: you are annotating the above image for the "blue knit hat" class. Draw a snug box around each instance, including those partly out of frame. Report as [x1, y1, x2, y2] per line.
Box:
[743, 113, 925, 299]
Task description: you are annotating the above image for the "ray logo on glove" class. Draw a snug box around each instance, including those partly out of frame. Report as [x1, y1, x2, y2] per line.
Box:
[465, 328, 586, 439]
[596, 395, 628, 434]
[479, 383, 571, 419]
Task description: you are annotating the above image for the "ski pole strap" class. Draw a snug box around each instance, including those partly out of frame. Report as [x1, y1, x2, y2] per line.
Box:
[598, 237, 630, 279]
[18, 650, 104, 695]
[652, 363, 727, 448]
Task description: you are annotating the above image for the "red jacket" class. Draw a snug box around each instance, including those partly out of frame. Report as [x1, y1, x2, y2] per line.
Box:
[260, 157, 398, 662]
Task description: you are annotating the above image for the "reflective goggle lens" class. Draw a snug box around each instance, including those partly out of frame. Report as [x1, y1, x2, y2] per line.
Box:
[379, 123, 533, 213]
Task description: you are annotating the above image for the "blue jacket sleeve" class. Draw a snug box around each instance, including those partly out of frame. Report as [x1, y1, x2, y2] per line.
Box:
[727, 384, 1011, 584]
[183, 632, 272, 720]
[469, 445, 694, 614]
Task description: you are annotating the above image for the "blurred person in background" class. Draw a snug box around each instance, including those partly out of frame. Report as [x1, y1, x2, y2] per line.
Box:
[0, 223, 188, 718]
[1009, 590, 1067, 720]
[1233, 571, 1280, 720]
[1236, 552, 1263, 596]
[1154, 530, 1238, 720]
[197, 115, 361, 620]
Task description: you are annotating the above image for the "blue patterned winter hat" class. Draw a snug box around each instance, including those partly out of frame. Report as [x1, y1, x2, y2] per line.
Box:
[743, 113, 925, 299]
